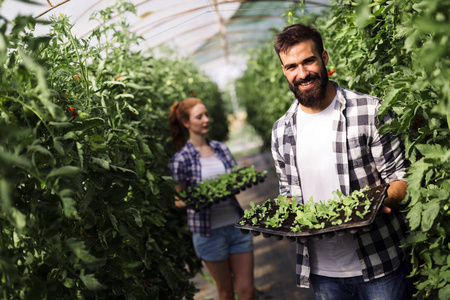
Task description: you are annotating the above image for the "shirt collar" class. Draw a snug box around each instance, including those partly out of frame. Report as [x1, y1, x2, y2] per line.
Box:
[185, 138, 214, 157]
[332, 81, 347, 111]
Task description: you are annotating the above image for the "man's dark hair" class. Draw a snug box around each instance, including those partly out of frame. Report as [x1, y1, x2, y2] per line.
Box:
[274, 23, 324, 63]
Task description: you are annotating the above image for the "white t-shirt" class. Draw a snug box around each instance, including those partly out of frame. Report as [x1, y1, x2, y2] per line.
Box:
[200, 155, 240, 230]
[296, 97, 362, 277]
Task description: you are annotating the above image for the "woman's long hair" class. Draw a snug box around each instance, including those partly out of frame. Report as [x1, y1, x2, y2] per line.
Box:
[169, 98, 204, 151]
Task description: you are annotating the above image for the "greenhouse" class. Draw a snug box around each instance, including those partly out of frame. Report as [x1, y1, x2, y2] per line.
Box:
[0, 0, 448, 299]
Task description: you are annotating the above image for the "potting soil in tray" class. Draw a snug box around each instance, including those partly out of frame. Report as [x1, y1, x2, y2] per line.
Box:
[235, 183, 389, 241]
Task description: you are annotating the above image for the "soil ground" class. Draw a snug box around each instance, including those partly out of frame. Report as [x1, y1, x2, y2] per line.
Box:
[191, 151, 315, 300]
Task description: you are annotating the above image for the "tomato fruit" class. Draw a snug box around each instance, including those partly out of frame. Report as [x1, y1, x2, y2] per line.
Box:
[78, 111, 89, 120]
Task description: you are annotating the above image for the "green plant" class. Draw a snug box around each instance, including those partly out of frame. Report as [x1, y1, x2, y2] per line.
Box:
[0, 1, 235, 298]
[323, 1, 450, 298]
[240, 186, 380, 232]
[180, 166, 268, 210]
[243, 202, 256, 220]
[238, 0, 449, 296]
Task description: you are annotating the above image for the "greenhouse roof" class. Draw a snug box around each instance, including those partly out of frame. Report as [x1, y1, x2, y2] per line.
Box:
[1, 0, 331, 87]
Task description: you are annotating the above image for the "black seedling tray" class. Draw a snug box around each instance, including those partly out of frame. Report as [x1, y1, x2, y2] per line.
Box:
[185, 173, 267, 212]
[235, 184, 389, 242]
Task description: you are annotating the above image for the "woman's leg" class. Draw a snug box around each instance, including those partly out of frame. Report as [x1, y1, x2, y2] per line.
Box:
[230, 251, 254, 300]
[203, 259, 235, 300]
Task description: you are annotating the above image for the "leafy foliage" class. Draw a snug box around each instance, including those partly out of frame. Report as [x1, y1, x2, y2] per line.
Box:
[236, 0, 449, 298]
[0, 1, 229, 299]
[321, 1, 449, 298]
[239, 186, 377, 231]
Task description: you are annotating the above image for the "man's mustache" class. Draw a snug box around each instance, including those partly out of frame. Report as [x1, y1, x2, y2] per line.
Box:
[293, 73, 320, 87]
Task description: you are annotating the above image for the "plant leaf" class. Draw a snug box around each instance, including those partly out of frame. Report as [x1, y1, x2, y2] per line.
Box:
[421, 201, 440, 232]
[79, 270, 107, 291]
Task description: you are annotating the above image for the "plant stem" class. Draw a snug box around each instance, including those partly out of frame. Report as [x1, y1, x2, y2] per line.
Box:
[34, 0, 72, 18]
[63, 22, 90, 106]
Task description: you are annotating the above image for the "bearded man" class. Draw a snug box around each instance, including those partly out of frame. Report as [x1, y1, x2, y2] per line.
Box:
[271, 23, 412, 300]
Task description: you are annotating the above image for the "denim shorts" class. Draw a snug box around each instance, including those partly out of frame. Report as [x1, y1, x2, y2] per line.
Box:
[192, 224, 253, 262]
[310, 260, 413, 300]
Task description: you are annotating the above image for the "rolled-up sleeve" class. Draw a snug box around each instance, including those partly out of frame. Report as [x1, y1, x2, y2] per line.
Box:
[372, 109, 409, 183]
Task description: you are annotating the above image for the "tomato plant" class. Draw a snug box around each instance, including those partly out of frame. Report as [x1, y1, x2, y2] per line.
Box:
[237, 0, 449, 298]
[0, 1, 230, 299]
[323, 1, 449, 298]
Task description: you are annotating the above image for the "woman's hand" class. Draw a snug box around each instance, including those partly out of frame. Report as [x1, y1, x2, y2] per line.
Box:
[175, 199, 187, 208]
[174, 181, 188, 208]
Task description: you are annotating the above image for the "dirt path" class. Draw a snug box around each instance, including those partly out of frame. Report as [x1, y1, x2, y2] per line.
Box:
[192, 152, 315, 300]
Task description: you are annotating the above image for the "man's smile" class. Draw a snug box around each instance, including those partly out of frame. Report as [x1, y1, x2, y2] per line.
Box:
[298, 79, 314, 88]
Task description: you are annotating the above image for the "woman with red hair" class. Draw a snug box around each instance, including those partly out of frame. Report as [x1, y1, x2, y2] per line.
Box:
[169, 98, 254, 300]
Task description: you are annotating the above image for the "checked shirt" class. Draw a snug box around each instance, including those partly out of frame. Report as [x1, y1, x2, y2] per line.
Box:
[169, 139, 243, 237]
[271, 81, 410, 288]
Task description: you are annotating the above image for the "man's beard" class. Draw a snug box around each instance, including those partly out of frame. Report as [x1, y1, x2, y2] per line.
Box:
[288, 64, 328, 108]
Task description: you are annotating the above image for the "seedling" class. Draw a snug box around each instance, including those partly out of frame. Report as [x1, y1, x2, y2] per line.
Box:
[239, 185, 385, 233]
[181, 166, 268, 210]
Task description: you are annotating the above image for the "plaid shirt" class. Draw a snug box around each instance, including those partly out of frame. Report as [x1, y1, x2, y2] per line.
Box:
[169, 139, 243, 236]
[271, 81, 410, 288]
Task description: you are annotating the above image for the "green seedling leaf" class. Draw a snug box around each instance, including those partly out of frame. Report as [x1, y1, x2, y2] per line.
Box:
[332, 219, 343, 226]
[313, 222, 325, 229]
[342, 197, 352, 206]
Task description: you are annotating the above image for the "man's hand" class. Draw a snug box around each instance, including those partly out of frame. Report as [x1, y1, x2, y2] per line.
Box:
[379, 181, 407, 214]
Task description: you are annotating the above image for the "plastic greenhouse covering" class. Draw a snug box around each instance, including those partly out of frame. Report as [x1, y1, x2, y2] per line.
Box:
[1, 0, 331, 86]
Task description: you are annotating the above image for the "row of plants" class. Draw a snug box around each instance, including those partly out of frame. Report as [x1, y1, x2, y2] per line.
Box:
[0, 1, 230, 299]
[179, 166, 267, 211]
[238, 184, 386, 233]
[236, 0, 449, 298]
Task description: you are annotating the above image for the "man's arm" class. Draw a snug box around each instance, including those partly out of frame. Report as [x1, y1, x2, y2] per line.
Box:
[372, 106, 410, 214]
